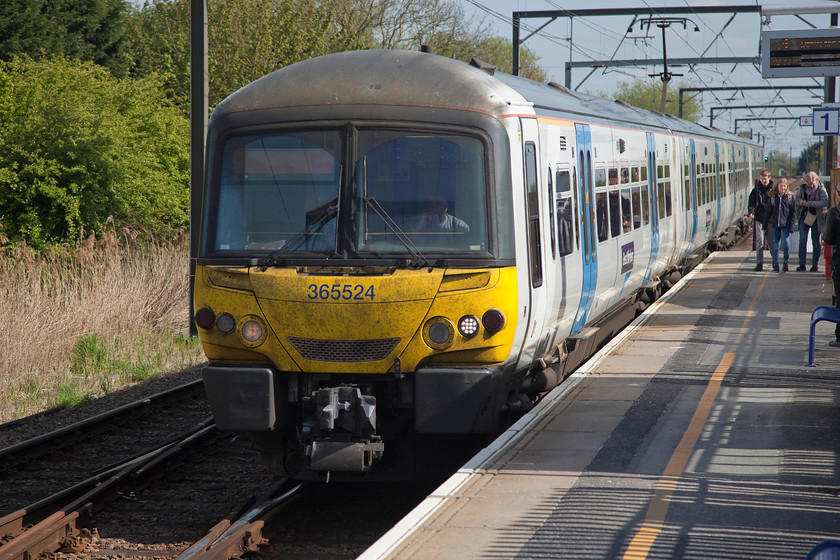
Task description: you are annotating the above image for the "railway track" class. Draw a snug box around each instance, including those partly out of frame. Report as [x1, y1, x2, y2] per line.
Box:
[0, 374, 457, 560]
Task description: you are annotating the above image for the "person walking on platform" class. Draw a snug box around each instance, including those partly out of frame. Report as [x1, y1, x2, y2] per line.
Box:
[795, 171, 829, 271]
[764, 177, 795, 272]
[748, 170, 773, 271]
[820, 182, 840, 347]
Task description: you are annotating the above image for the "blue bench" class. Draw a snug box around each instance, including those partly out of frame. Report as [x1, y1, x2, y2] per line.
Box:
[808, 306, 840, 366]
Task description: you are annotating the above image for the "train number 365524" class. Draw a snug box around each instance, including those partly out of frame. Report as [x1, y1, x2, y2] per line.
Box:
[307, 283, 376, 301]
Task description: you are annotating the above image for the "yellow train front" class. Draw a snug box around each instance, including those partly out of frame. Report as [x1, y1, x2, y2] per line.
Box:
[194, 50, 525, 480]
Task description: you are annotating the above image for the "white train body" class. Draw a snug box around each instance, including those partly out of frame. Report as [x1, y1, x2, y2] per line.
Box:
[195, 50, 759, 479]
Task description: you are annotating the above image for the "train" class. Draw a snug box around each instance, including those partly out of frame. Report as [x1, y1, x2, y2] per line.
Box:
[193, 49, 761, 481]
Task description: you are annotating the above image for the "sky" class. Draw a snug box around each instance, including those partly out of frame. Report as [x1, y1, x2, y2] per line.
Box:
[460, 0, 840, 166]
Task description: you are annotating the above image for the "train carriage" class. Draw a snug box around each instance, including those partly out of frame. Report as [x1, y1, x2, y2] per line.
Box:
[193, 49, 759, 480]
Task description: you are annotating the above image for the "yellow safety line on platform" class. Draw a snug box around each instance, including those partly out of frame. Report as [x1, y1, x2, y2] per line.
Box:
[621, 272, 767, 560]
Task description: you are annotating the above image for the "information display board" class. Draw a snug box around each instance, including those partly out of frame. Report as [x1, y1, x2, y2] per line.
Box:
[761, 28, 840, 78]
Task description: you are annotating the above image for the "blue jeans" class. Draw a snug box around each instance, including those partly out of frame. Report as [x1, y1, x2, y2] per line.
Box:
[771, 225, 790, 266]
[798, 217, 821, 267]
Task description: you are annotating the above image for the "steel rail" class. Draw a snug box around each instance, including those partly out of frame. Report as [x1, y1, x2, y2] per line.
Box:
[0, 422, 216, 560]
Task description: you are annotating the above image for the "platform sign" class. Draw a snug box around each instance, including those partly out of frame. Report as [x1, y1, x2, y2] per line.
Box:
[813, 109, 840, 135]
[761, 28, 840, 78]
[801, 115, 814, 126]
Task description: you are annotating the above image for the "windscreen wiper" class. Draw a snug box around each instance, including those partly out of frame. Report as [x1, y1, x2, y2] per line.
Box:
[364, 196, 430, 267]
[258, 203, 338, 267]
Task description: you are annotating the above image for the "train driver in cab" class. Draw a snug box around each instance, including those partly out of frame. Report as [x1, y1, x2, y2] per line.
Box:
[413, 196, 470, 233]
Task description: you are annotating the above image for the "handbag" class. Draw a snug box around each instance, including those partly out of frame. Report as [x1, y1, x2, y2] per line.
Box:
[804, 211, 817, 227]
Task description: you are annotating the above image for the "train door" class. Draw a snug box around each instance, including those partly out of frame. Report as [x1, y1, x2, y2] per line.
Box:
[644, 132, 659, 283]
[714, 142, 721, 233]
[686, 139, 698, 254]
[519, 118, 549, 359]
[572, 123, 597, 332]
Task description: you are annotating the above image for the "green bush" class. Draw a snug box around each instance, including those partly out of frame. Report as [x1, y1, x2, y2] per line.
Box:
[0, 56, 189, 247]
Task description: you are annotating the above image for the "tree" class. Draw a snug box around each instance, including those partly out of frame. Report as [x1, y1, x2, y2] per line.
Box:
[127, 0, 352, 111]
[0, 57, 189, 248]
[467, 36, 546, 82]
[0, 0, 132, 77]
[322, 0, 487, 53]
[798, 141, 822, 175]
[610, 79, 701, 122]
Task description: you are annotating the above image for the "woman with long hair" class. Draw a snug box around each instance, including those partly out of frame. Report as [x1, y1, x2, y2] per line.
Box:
[764, 177, 795, 272]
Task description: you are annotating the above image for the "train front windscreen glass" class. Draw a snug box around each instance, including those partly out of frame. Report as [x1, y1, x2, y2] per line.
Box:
[210, 128, 489, 259]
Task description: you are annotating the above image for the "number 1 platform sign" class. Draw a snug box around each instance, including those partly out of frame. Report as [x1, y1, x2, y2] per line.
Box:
[813, 108, 840, 135]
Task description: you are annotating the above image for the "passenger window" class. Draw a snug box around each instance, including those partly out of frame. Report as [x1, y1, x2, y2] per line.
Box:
[555, 169, 574, 256]
[609, 190, 621, 238]
[621, 188, 632, 233]
[596, 192, 609, 242]
[621, 167, 630, 184]
[608, 167, 618, 186]
[640, 166, 647, 182]
[596, 167, 607, 188]
[631, 186, 642, 230]
[641, 185, 650, 225]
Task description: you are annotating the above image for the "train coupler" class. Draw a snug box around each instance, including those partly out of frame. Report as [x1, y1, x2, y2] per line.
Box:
[302, 386, 384, 472]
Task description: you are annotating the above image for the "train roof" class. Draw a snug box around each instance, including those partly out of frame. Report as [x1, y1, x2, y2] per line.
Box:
[212, 49, 758, 149]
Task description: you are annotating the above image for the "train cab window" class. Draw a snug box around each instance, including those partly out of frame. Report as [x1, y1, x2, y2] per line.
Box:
[608, 190, 621, 237]
[631, 186, 642, 230]
[213, 130, 343, 253]
[621, 188, 632, 233]
[356, 130, 487, 255]
[555, 169, 574, 257]
[596, 192, 609, 242]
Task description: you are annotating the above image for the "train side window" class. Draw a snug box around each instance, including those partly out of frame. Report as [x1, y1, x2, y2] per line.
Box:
[621, 188, 632, 233]
[555, 169, 574, 257]
[640, 166, 647, 182]
[524, 142, 542, 287]
[641, 185, 650, 225]
[657, 165, 664, 179]
[608, 190, 621, 238]
[572, 167, 580, 250]
[620, 167, 630, 184]
[548, 166, 556, 259]
[658, 183, 667, 219]
[596, 167, 607, 188]
[631, 186, 642, 230]
[608, 167, 618, 186]
[596, 192, 609, 242]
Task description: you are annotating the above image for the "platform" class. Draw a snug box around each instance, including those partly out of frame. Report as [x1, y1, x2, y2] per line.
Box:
[360, 247, 840, 560]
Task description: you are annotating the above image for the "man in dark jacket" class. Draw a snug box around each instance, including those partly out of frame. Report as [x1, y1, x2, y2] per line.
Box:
[748, 170, 773, 271]
[821, 181, 840, 347]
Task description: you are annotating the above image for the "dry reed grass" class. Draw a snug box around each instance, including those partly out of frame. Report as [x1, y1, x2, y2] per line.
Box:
[0, 223, 205, 422]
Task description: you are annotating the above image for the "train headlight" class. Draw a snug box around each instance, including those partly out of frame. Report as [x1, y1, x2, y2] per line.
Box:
[215, 313, 236, 335]
[458, 315, 480, 338]
[241, 320, 263, 343]
[481, 309, 505, 333]
[239, 315, 266, 347]
[195, 307, 216, 330]
[423, 317, 455, 350]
